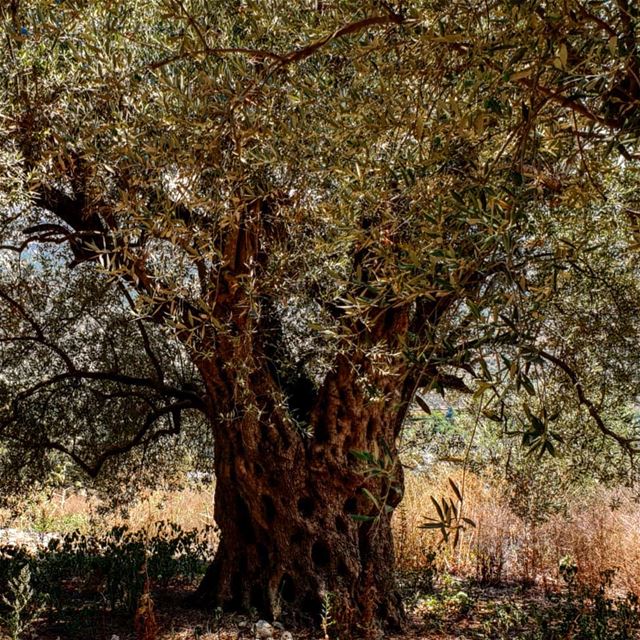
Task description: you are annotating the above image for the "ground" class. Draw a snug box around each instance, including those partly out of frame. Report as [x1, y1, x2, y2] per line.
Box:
[4, 576, 638, 640]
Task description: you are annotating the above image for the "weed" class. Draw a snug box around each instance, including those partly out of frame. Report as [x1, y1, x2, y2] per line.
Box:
[481, 601, 530, 639]
[552, 566, 640, 640]
[0, 564, 44, 640]
[320, 592, 334, 640]
[134, 567, 158, 640]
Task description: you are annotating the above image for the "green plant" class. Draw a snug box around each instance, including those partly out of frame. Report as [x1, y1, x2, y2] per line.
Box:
[568, 571, 640, 640]
[449, 590, 471, 613]
[481, 601, 529, 639]
[420, 478, 476, 547]
[411, 578, 475, 632]
[0, 564, 44, 640]
[0, 519, 215, 637]
[402, 546, 439, 596]
[559, 555, 578, 586]
[532, 566, 640, 640]
[320, 592, 335, 640]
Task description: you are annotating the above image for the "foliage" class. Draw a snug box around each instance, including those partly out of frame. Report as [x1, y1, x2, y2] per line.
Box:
[419, 477, 476, 547]
[0, 0, 639, 479]
[412, 573, 476, 633]
[0, 522, 215, 622]
[407, 569, 640, 640]
[0, 248, 213, 506]
[396, 468, 640, 598]
[0, 564, 43, 640]
[549, 564, 640, 640]
[406, 402, 640, 530]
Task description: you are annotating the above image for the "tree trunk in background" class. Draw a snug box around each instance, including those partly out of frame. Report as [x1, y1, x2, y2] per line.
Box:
[191, 354, 407, 638]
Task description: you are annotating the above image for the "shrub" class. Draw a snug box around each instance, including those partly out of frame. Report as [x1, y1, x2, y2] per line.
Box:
[0, 521, 215, 623]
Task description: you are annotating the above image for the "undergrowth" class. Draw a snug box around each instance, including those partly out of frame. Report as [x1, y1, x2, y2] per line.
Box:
[0, 522, 215, 638]
[402, 561, 640, 639]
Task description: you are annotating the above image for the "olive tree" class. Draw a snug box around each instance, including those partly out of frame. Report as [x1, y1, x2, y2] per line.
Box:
[0, 247, 211, 501]
[2, 0, 640, 635]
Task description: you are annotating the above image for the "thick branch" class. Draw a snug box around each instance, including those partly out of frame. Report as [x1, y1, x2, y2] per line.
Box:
[118, 283, 165, 382]
[32, 185, 202, 329]
[0, 289, 77, 371]
[275, 14, 404, 69]
[517, 77, 622, 129]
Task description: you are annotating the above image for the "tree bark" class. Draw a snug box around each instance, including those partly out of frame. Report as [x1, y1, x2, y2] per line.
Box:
[190, 354, 407, 638]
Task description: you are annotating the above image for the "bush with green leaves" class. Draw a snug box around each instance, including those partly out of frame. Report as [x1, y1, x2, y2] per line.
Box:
[0, 522, 215, 622]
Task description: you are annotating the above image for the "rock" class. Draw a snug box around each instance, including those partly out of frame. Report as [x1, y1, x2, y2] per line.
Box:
[255, 619, 274, 639]
[273, 621, 284, 630]
[0, 528, 60, 552]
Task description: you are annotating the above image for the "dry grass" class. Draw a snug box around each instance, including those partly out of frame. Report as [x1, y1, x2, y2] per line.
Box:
[3, 471, 639, 597]
[2, 473, 640, 640]
[395, 469, 640, 596]
[0, 482, 216, 542]
[542, 490, 640, 595]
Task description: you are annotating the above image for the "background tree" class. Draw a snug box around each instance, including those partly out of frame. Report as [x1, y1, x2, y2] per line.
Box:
[2, 0, 640, 635]
[0, 246, 212, 502]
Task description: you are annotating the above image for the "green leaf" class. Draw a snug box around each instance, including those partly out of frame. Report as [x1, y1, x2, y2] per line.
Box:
[350, 450, 375, 464]
[430, 496, 445, 522]
[449, 478, 463, 502]
[519, 373, 536, 396]
[415, 394, 431, 414]
[361, 488, 380, 510]
[349, 514, 376, 523]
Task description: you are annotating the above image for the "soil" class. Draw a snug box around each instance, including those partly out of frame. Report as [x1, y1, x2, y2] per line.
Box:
[8, 582, 559, 640]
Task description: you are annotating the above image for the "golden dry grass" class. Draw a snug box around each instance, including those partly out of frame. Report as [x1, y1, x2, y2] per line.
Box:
[396, 469, 640, 595]
[0, 483, 217, 546]
[2, 471, 639, 596]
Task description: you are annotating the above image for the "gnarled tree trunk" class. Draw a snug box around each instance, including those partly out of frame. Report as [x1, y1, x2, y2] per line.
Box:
[191, 353, 407, 638]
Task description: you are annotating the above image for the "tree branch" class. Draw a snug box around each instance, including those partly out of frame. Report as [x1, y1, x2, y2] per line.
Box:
[275, 14, 404, 69]
[42, 399, 190, 478]
[118, 283, 165, 382]
[536, 349, 639, 454]
[516, 77, 622, 129]
[0, 289, 77, 372]
[13, 369, 204, 408]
